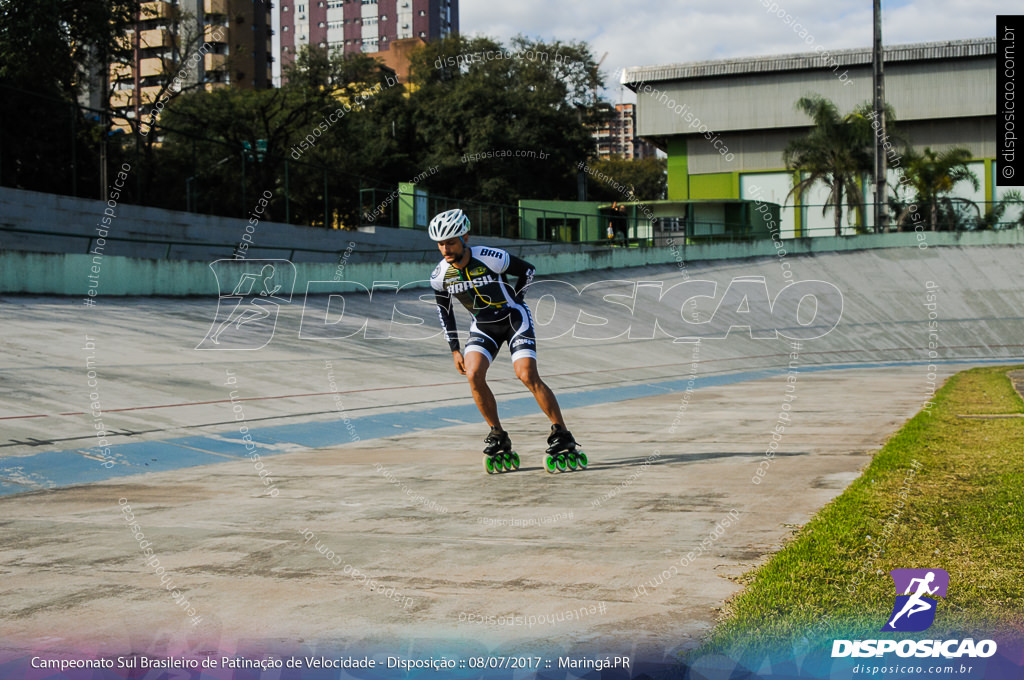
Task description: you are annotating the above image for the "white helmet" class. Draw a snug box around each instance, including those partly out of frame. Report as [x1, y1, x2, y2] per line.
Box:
[428, 208, 470, 241]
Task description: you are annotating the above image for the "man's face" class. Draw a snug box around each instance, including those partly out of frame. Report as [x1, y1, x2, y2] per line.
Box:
[437, 236, 466, 265]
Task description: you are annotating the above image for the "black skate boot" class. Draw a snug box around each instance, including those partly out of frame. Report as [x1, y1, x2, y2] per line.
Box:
[544, 424, 588, 473]
[482, 427, 519, 474]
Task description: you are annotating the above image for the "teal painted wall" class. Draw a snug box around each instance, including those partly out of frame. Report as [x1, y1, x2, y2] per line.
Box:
[5, 230, 1023, 296]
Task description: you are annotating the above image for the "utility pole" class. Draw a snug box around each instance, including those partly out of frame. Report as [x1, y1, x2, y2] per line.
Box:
[873, 0, 888, 232]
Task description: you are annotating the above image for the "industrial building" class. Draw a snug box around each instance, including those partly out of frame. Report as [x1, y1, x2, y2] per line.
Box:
[622, 37, 1006, 237]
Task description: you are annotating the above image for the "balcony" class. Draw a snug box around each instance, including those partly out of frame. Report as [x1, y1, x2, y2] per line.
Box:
[109, 62, 133, 81]
[113, 86, 165, 107]
[139, 57, 171, 77]
[204, 23, 228, 43]
[110, 89, 134, 108]
[139, 28, 172, 49]
[140, 1, 173, 20]
[204, 0, 228, 14]
[204, 53, 228, 71]
[139, 86, 163, 105]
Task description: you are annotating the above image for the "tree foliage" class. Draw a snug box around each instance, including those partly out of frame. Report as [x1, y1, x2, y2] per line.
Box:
[783, 95, 876, 236]
[0, 0, 140, 194]
[0, 0, 139, 97]
[1, 5, 611, 229]
[157, 47, 407, 225]
[584, 156, 666, 203]
[406, 35, 604, 205]
[895, 146, 979, 231]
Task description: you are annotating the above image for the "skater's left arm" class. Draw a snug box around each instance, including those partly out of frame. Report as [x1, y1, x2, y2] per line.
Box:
[505, 255, 535, 299]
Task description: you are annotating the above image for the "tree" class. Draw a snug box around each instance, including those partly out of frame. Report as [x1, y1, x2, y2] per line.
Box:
[0, 0, 139, 98]
[406, 35, 604, 206]
[972, 190, 1024, 230]
[584, 156, 666, 202]
[0, 0, 139, 195]
[108, 6, 226, 203]
[157, 45, 406, 225]
[783, 95, 874, 236]
[897, 147, 979, 231]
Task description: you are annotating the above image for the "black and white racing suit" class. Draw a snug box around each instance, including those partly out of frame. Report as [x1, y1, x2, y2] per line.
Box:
[430, 245, 537, 363]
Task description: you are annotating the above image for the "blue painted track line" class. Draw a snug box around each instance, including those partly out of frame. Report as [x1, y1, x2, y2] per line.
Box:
[0, 358, 1019, 497]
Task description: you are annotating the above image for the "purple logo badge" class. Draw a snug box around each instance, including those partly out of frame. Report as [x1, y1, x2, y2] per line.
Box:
[882, 569, 949, 632]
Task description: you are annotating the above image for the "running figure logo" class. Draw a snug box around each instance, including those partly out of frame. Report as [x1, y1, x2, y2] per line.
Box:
[882, 568, 949, 632]
[196, 260, 296, 350]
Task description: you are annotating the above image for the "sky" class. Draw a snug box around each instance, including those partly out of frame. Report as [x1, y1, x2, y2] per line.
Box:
[460, 0, 1014, 101]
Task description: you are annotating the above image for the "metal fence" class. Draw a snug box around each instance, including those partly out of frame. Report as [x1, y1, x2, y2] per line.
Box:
[0, 83, 380, 229]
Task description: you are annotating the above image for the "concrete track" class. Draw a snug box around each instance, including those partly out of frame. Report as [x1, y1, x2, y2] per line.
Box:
[0, 244, 1022, 664]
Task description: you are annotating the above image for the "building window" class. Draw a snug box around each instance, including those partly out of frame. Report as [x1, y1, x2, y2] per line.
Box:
[418, 31, 425, 37]
[419, 9, 425, 15]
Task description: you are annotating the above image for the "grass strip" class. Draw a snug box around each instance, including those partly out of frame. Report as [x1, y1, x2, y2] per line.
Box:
[693, 365, 1024, 655]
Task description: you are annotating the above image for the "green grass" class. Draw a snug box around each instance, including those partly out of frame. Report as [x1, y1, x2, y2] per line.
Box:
[693, 365, 1024, 654]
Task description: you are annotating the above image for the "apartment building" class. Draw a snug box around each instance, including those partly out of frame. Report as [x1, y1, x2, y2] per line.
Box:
[276, 0, 458, 80]
[594, 103, 657, 160]
[107, 0, 272, 127]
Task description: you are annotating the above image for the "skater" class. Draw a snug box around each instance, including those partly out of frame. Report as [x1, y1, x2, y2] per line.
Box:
[428, 208, 585, 472]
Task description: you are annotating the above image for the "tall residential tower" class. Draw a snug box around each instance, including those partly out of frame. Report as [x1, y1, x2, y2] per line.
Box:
[276, 0, 458, 82]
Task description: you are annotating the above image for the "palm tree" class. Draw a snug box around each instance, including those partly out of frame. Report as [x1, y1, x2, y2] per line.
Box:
[898, 147, 979, 231]
[973, 190, 1023, 230]
[783, 95, 874, 237]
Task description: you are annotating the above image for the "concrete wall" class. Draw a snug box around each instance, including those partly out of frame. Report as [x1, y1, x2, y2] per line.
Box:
[0, 186, 567, 264]
[4, 225, 1022, 296]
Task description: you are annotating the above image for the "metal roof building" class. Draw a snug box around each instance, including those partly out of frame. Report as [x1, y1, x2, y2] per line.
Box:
[622, 37, 1004, 236]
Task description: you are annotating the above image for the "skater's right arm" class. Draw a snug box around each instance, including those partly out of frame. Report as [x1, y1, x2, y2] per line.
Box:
[434, 288, 464, 373]
[431, 261, 467, 374]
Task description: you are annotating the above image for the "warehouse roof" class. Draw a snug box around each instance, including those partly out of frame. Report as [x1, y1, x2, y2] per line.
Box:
[622, 36, 995, 86]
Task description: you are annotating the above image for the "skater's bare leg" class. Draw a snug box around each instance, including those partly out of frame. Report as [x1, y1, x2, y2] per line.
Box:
[465, 350, 502, 431]
[513, 357, 564, 427]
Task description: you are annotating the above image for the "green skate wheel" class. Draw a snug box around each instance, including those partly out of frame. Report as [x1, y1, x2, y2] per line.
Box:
[577, 451, 588, 469]
[555, 454, 568, 472]
[566, 452, 578, 470]
[484, 455, 498, 474]
[545, 454, 558, 474]
[509, 452, 520, 470]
